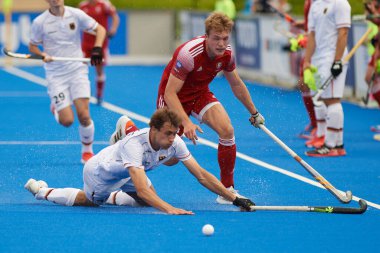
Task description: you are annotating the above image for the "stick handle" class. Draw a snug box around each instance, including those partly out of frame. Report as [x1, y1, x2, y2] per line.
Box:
[342, 28, 372, 65]
[259, 125, 352, 203]
[51, 56, 90, 62]
[250, 199, 367, 214]
[268, 2, 296, 24]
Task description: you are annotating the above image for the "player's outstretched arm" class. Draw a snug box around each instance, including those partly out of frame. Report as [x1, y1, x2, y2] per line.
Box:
[182, 157, 235, 200]
[183, 157, 255, 211]
[165, 74, 203, 144]
[128, 166, 194, 215]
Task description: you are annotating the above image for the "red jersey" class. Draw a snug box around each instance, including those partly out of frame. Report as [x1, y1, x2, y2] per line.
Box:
[158, 36, 236, 104]
[79, 0, 116, 49]
[304, 0, 312, 32]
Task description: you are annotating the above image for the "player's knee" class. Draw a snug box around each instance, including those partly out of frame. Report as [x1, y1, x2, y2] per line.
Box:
[219, 124, 234, 138]
[74, 191, 97, 207]
[78, 114, 91, 126]
[59, 118, 74, 127]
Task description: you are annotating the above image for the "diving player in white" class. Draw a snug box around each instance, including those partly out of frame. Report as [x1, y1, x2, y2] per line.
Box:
[24, 109, 255, 214]
[29, 0, 106, 163]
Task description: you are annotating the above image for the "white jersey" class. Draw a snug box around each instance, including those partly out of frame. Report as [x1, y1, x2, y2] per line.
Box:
[93, 128, 192, 183]
[308, 0, 351, 62]
[30, 6, 98, 75]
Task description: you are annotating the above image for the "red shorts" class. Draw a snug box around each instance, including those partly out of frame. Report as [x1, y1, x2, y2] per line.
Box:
[156, 90, 219, 122]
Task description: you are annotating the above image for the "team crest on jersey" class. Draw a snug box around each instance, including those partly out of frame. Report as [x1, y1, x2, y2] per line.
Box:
[176, 60, 183, 69]
[323, 8, 328, 14]
[159, 156, 166, 161]
[216, 62, 222, 70]
[69, 23, 76, 30]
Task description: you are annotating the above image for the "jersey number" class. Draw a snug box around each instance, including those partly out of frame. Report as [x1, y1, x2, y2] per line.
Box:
[53, 92, 65, 104]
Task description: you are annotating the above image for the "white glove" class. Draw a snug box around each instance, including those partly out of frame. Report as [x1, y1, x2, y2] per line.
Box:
[249, 111, 265, 128]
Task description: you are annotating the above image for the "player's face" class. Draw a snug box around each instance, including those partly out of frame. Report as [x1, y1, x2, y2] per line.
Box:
[153, 122, 178, 150]
[206, 29, 230, 58]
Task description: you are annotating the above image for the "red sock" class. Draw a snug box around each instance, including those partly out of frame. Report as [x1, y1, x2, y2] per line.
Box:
[96, 81, 104, 99]
[302, 95, 317, 127]
[218, 144, 236, 188]
[373, 90, 380, 107]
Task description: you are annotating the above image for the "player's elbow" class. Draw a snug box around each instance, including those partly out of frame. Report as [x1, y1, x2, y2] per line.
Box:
[163, 89, 176, 102]
[136, 188, 151, 202]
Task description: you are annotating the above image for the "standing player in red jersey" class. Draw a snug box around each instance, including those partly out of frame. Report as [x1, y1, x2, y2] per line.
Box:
[79, 0, 120, 104]
[290, 0, 318, 143]
[156, 12, 265, 204]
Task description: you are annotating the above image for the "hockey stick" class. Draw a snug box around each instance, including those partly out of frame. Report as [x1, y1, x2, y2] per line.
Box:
[250, 199, 367, 214]
[259, 124, 352, 203]
[352, 14, 380, 21]
[312, 28, 372, 106]
[362, 73, 375, 106]
[267, 2, 296, 24]
[3, 48, 90, 63]
[274, 20, 297, 39]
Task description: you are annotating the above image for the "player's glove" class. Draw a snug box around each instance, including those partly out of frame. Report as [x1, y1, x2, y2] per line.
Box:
[330, 60, 343, 78]
[303, 65, 318, 91]
[90, 46, 103, 66]
[249, 111, 265, 128]
[233, 197, 255, 212]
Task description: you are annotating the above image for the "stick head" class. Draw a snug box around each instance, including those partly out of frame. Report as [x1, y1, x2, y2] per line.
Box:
[358, 199, 368, 214]
[342, 191, 353, 203]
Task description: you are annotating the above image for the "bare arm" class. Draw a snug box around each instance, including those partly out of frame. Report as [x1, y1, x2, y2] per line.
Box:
[182, 157, 236, 201]
[108, 11, 120, 37]
[29, 43, 52, 62]
[223, 69, 258, 115]
[334, 27, 349, 61]
[128, 166, 193, 215]
[303, 31, 316, 70]
[164, 74, 203, 144]
[93, 24, 106, 47]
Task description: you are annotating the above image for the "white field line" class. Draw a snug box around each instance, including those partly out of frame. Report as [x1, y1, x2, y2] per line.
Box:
[3, 66, 379, 210]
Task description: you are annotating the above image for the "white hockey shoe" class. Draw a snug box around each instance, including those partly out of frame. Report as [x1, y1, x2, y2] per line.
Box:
[24, 178, 48, 196]
[109, 115, 137, 145]
[216, 186, 247, 205]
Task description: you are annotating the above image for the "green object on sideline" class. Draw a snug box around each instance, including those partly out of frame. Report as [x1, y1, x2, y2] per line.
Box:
[303, 66, 318, 91]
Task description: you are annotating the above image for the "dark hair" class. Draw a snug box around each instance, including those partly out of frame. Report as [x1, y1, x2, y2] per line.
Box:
[149, 108, 181, 130]
[205, 12, 234, 35]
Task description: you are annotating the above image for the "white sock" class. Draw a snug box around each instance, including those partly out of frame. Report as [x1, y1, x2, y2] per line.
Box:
[79, 120, 94, 153]
[35, 188, 80, 206]
[325, 103, 343, 148]
[314, 103, 327, 137]
[105, 191, 140, 206]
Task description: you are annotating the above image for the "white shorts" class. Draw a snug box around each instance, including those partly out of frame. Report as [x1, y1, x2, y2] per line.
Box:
[313, 60, 348, 99]
[46, 64, 91, 112]
[82, 156, 152, 205]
